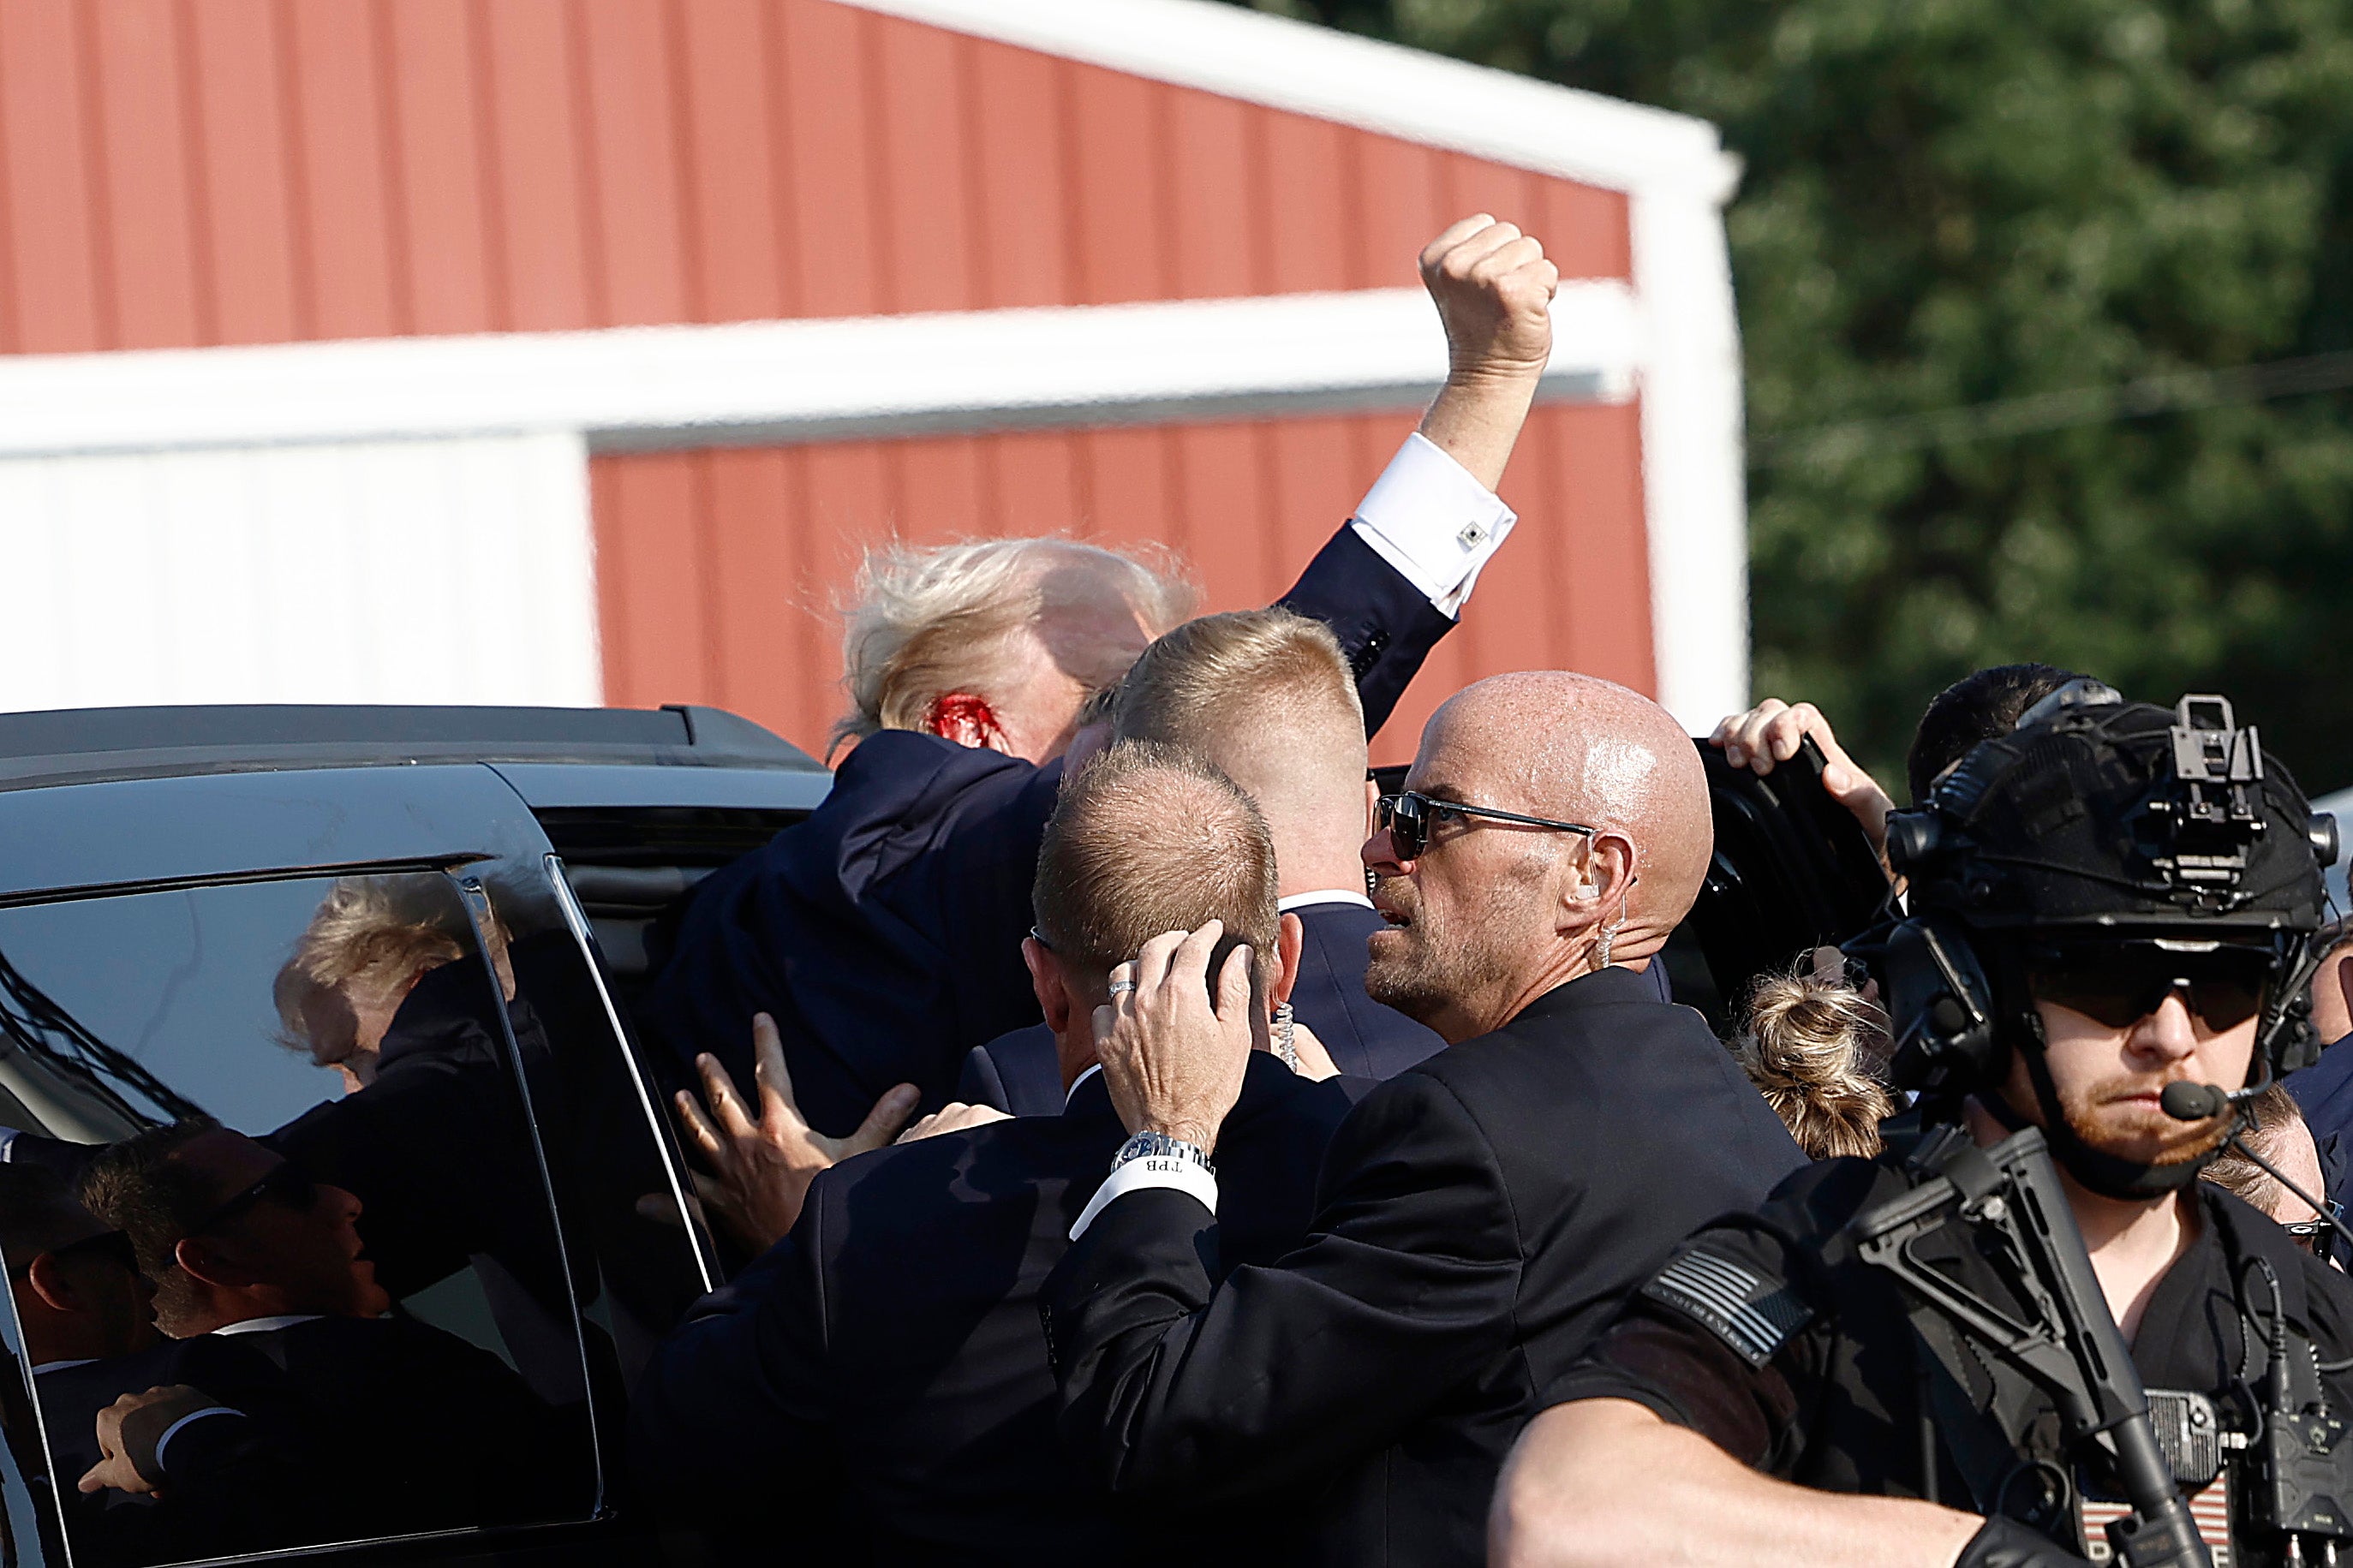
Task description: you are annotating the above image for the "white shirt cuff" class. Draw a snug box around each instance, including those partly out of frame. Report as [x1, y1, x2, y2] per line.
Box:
[1348, 432, 1518, 619]
[153, 1404, 242, 1471]
[1069, 1151, 1220, 1241]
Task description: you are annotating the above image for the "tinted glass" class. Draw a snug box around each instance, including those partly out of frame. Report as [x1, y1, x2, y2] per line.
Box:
[0, 870, 597, 1564]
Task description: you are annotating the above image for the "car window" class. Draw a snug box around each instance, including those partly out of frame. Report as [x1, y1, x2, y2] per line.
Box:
[0, 869, 598, 1565]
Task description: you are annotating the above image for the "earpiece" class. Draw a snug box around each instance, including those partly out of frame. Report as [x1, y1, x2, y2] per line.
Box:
[1880, 913, 2005, 1097]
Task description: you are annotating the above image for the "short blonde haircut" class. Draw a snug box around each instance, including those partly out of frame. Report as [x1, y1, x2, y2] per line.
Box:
[1732, 966, 1895, 1160]
[1031, 742, 1279, 996]
[834, 537, 1196, 752]
[1112, 607, 1362, 750]
[272, 875, 469, 1058]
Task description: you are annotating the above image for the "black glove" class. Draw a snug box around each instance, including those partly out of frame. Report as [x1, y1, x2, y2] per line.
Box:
[1956, 1516, 2094, 1568]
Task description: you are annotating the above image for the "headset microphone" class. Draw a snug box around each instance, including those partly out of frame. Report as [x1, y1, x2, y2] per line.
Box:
[2159, 1082, 2239, 1121]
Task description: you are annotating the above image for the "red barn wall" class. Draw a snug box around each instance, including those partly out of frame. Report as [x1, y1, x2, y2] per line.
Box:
[0, 0, 1627, 346]
[592, 401, 1652, 766]
[0, 0, 1651, 761]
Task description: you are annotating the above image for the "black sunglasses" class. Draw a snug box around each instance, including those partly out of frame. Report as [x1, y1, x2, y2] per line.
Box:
[1373, 790, 1596, 862]
[2284, 1203, 2345, 1261]
[2022, 940, 2272, 1032]
[189, 1161, 318, 1239]
[7, 1228, 138, 1280]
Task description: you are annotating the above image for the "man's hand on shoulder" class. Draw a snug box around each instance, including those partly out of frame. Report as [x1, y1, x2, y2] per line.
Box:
[80, 1385, 228, 1496]
[1416, 214, 1561, 492]
[1094, 922, 1256, 1156]
[899, 1101, 1013, 1142]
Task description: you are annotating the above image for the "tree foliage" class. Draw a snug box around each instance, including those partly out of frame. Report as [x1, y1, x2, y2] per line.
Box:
[1245, 0, 2353, 793]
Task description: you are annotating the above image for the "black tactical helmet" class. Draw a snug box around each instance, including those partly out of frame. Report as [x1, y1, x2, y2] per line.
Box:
[1870, 682, 2338, 1197]
[1889, 683, 2330, 945]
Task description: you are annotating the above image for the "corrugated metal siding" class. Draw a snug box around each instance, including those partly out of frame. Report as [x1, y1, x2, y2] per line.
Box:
[0, 432, 599, 711]
[0, 0, 1628, 349]
[593, 402, 1652, 764]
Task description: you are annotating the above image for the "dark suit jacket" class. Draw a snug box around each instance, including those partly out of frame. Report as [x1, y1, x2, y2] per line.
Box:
[194, 1315, 582, 1535]
[39, 1337, 322, 1568]
[41, 1316, 577, 1561]
[961, 899, 1442, 1117]
[642, 526, 1454, 1136]
[266, 945, 590, 1404]
[629, 1054, 1370, 1565]
[1040, 967, 1807, 1566]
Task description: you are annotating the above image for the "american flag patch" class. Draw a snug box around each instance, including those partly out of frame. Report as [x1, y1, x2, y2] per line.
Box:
[1641, 1247, 1814, 1368]
[2080, 1475, 2232, 1567]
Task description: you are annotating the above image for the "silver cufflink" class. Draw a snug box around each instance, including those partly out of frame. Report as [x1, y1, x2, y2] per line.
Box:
[1457, 521, 1488, 550]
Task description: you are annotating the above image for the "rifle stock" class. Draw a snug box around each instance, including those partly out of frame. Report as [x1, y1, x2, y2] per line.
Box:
[1849, 1127, 2211, 1568]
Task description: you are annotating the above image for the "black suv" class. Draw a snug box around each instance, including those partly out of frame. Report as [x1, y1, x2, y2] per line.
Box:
[0, 704, 831, 1568]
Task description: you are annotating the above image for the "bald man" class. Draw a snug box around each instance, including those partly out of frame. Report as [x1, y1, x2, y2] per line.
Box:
[1038, 671, 1804, 1566]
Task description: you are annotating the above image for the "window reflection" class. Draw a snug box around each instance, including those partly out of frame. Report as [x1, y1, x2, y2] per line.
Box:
[0, 871, 596, 1565]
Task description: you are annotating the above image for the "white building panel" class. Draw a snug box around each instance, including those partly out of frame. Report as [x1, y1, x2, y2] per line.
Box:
[0, 433, 599, 713]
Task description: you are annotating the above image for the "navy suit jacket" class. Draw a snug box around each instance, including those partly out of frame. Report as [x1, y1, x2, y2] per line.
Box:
[643, 526, 1453, 1136]
[628, 1053, 1371, 1565]
[960, 899, 1443, 1117]
[2284, 1036, 2353, 1231]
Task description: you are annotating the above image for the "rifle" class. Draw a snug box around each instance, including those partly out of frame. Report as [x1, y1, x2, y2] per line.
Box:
[1848, 1124, 2212, 1568]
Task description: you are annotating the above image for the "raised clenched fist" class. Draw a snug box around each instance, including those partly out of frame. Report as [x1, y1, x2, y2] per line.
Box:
[1419, 215, 1561, 383]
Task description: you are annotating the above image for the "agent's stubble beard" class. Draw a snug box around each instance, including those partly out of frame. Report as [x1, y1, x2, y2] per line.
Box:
[1365, 870, 1525, 1025]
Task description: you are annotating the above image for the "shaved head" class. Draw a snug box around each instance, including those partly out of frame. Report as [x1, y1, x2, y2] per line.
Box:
[1364, 671, 1711, 1042]
[1436, 672, 1711, 940]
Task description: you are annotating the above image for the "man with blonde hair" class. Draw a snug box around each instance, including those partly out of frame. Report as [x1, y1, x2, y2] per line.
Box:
[272, 875, 469, 1094]
[649, 215, 1567, 1137]
[963, 606, 1443, 1112]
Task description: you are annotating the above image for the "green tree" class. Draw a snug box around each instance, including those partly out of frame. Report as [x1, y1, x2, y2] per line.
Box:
[1245, 0, 2353, 795]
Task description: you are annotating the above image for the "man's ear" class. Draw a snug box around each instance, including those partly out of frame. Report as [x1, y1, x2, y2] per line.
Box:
[927, 694, 1011, 754]
[172, 1236, 254, 1293]
[24, 1253, 81, 1315]
[1024, 938, 1077, 1035]
[1558, 834, 1636, 930]
[1272, 914, 1305, 1010]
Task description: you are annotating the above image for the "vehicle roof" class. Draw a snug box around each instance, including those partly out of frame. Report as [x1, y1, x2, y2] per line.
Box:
[0, 703, 825, 791]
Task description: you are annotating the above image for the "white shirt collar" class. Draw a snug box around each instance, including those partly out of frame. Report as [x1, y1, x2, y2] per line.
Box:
[1065, 1062, 1103, 1109]
[212, 1314, 324, 1337]
[1278, 889, 1376, 913]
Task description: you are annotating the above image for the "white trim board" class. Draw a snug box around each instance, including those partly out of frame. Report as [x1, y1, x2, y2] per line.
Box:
[838, 0, 1741, 206]
[0, 284, 1635, 459]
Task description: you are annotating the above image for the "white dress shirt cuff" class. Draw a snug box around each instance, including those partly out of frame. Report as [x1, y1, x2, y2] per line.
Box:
[153, 1405, 243, 1472]
[1068, 1150, 1219, 1241]
[1349, 432, 1518, 619]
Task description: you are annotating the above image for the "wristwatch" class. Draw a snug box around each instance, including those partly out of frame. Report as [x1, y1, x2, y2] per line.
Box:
[1113, 1130, 1214, 1175]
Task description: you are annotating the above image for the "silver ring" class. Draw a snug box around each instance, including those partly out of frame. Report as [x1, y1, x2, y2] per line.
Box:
[1107, 979, 1137, 996]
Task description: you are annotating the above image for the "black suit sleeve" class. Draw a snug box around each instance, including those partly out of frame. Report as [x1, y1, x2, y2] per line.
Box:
[628, 1210, 839, 1520]
[1276, 526, 1456, 738]
[1042, 1073, 1520, 1503]
[957, 1045, 1013, 1115]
